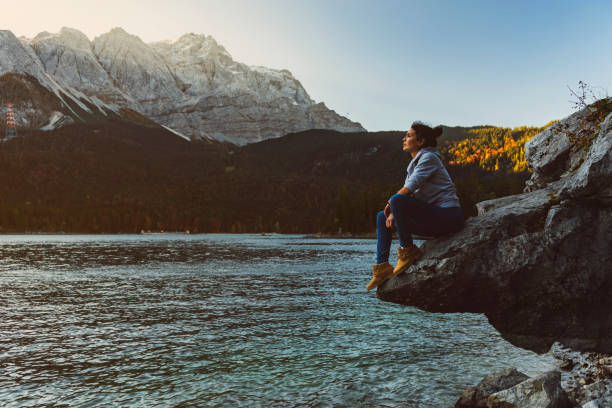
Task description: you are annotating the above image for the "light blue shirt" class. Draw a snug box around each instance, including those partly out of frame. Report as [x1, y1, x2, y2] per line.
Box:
[403, 147, 461, 208]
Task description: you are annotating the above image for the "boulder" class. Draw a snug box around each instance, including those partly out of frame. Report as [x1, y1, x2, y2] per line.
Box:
[579, 380, 612, 407]
[378, 101, 612, 354]
[487, 371, 571, 408]
[455, 368, 529, 407]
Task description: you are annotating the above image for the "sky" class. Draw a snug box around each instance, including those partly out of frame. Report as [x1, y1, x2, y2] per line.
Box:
[3, 0, 612, 131]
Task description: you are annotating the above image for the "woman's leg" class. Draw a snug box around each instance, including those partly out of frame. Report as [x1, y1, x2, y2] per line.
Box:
[389, 194, 464, 246]
[389, 194, 418, 248]
[376, 210, 393, 264]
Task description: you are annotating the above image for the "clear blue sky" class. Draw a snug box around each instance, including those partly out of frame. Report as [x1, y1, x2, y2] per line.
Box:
[5, 0, 612, 130]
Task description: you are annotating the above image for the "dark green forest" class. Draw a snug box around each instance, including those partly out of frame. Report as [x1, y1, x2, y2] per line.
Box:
[0, 122, 535, 233]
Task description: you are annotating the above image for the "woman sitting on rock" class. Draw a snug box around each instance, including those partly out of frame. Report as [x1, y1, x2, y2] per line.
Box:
[367, 122, 464, 291]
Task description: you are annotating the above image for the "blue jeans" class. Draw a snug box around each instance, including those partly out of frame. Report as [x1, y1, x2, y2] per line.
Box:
[376, 194, 464, 264]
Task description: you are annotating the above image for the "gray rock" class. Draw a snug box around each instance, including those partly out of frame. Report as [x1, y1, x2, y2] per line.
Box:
[524, 106, 606, 192]
[548, 343, 612, 407]
[0, 30, 46, 79]
[92, 27, 184, 114]
[30, 27, 131, 108]
[5, 27, 365, 143]
[580, 381, 612, 407]
[455, 368, 529, 407]
[598, 357, 612, 365]
[148, 33, 365, 144]
[378, 101, 612, 354]
[559, 359, 575, 371]
[524, 110, 578, 190]
[560, 112, 612, 203]
[487, 371, 571, 408]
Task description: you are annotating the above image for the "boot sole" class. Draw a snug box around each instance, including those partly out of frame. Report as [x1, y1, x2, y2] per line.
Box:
[366, 273, 393, 291]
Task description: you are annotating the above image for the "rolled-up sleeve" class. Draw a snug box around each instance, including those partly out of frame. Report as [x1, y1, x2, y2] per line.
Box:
[404, 153, 440, 192]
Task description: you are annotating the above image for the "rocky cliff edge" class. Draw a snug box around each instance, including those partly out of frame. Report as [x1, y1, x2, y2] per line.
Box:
[377, 98, 612, 354]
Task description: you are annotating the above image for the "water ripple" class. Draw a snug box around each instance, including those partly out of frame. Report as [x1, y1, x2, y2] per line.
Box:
[0, 234, 556, 407]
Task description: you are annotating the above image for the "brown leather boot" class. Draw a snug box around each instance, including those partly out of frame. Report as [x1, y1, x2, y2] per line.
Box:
[366, 262, 394, 291]
[392, 244, 422, 276]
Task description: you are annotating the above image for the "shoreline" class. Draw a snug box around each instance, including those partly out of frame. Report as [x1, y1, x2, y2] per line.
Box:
[0, 231, 378, 238]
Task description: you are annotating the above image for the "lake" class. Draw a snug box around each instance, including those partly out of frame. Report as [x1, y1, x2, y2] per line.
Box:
[0, 234, 557, 407]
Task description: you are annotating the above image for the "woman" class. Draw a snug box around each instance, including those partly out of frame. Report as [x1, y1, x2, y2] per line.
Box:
[366, 122, 464, 291]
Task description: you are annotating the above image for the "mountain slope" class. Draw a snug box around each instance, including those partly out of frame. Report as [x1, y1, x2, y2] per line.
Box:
[30, 27, 132, 108]
[1, 27, 365, 144]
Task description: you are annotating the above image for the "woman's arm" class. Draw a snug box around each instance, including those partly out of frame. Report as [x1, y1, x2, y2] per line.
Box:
[384, 186, 412, 227]
[386, 187, 412, 208]
[395, 186, 412, 196]
[403, 153, 440, 192]
[385, 187, 412, 216]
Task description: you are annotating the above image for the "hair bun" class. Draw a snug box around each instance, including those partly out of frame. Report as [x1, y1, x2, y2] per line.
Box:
[410, 121, 442, 148]
[433, 126, 443, 139]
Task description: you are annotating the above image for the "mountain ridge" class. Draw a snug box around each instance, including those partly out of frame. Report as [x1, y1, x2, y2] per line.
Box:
[1, 27, 365, 144]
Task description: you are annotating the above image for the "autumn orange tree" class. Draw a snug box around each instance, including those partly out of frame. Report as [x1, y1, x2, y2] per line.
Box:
[446, 122, 557, 173]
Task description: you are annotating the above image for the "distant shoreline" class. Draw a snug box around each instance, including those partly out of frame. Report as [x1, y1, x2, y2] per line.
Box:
[304, 232, 376, 239]
[0, 232, 377, 238]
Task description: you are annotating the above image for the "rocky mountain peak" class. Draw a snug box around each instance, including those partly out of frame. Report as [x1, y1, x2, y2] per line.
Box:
[25, 26, 123, 106]
[1, 27, 365, 143]
[0, 29, 19, 41]
[59, 27, 91, 48]
[151, 32, 233, 67]
[31, 31, 52, 41]
[106, 27, 134, 39]
[31, 27, 91, 51]
[92, 28, 182, 105]
[93, 27, 152, 56]
[0, 30, 45, 78]
[176, 32, 213, 45]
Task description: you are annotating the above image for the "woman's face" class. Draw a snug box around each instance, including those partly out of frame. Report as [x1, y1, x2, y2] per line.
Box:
[403, 128, 423, 153]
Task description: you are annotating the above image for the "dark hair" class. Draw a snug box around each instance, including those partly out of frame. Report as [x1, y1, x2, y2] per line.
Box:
[411, 121, 443, 148]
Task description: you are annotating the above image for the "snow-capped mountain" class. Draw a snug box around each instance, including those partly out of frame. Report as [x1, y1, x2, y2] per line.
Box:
[0, 27, 365, 144]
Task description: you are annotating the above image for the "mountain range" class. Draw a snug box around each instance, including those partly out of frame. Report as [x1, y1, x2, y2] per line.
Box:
[0, 27, 365, 144]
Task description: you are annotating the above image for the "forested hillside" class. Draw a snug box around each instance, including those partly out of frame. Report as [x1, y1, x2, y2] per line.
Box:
[0, 121, 553, 233]
[446, 122, 556, 172]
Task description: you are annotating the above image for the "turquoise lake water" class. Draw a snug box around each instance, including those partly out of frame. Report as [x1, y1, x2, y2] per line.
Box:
[0, 234, 557, 407]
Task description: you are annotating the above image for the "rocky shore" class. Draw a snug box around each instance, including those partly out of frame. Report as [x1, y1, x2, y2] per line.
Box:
[552, 343, 612, 407]
[454, 343, 612, 407]
[375, 98, 612, 407]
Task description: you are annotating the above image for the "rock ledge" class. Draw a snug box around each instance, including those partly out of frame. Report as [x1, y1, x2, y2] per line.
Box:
[378, 100, 612, 354]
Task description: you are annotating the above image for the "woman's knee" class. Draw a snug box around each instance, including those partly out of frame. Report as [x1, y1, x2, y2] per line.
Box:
[389, 194, 399, 208]
[389, 193, 413, 210]
[376, 210, 386, 223]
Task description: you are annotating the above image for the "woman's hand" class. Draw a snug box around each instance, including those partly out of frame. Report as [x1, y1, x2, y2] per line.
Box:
[384, 203, 391, 218]
[385, 213, 394, 228]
